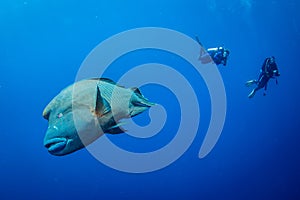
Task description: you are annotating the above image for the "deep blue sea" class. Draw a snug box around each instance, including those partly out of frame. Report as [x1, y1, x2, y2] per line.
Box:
[1, 0, 300, 199]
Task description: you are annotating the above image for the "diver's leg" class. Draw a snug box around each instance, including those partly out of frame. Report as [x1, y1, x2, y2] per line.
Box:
[200, 48, 206, 57]
[249, 76, 269, 98]
[257, 76, 269, 90]
[257, 71, 263, 81]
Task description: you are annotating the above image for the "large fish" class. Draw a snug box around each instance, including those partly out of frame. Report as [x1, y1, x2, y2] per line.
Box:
[43, 78, 155, 156]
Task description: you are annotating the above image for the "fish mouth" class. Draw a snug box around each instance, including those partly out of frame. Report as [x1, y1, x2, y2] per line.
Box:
[44, 138, 68, 154]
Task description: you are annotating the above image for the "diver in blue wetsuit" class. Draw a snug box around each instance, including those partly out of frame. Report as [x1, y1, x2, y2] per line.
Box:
[196, 36, 230, 66]
[246, 56, 280, 98]
[206, 46, 230, 66]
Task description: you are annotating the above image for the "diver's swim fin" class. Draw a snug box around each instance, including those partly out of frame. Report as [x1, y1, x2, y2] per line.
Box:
[195, 36, 203, 46]
[248, 89, 256, 98]
[245, 80, 257, 87]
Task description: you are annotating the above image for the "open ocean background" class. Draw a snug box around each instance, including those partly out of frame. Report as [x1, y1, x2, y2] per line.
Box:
[1, 0, 300, 199]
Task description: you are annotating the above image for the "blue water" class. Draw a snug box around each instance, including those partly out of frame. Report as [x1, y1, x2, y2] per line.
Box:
[1, 0, 300, 199]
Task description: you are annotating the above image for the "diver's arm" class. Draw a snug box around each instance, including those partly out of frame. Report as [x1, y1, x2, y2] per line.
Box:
[273, 69, 280, 76]
[273, 63, 280, 76]
[261, 58, 269, 74]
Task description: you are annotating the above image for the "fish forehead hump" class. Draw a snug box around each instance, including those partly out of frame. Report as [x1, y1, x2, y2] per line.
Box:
[43, 78, 135, 119]
[72, 79, 98, 106]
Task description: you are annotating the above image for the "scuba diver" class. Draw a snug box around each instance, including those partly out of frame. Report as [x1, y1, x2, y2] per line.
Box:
[245, 56, 280, 98]
[196, 36, 230, 66]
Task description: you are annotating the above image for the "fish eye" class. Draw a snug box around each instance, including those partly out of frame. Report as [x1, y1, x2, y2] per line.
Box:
[57, 113, 63, 118]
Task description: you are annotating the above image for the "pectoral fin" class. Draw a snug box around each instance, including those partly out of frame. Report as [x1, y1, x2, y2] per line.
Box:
[95, 86, 111, 116]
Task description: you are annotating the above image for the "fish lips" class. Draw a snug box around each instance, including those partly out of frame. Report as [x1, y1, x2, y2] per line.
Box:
[44, 138, 68, 155]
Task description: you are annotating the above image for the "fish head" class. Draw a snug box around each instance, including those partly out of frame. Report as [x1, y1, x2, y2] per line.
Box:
[43, 80, 105, 156]
[43, 110, 82, 156]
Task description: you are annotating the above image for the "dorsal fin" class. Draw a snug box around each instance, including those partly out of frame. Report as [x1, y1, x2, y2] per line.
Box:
[99, 78, 117, 85]
[89, 78, 117, 85]
[100, 78, 125, 88]
[90, 78, 125, 88]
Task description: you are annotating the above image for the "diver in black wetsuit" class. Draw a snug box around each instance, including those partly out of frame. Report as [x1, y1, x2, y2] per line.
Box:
[246, 56, 280, 98]
[196, 36, 230, 66]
